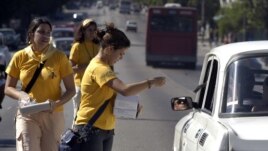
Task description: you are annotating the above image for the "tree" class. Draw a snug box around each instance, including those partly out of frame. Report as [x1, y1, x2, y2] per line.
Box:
[217, 0, 268, 41]
[188, 0, 220, 28]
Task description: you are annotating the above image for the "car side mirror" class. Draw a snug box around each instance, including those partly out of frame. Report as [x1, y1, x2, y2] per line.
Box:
[171, 97, 193, 111]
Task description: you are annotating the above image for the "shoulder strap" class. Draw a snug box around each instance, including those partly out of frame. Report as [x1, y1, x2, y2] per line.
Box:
[79, 99, 110, 138]
[87, 99, 110, 127]
[24, 61, 46, 93]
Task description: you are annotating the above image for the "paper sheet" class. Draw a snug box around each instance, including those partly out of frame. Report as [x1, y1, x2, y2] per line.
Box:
[114, 94, 139, 119]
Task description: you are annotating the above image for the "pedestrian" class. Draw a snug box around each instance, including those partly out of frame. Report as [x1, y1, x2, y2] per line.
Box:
[209, 28, 214, 48]
[4, 17, 75, 151]
[69, 18, 100, 122]
[73, 23, 166, 151]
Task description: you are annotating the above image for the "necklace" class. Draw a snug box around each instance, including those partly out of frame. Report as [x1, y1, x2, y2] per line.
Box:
[84, 42, 95, 60]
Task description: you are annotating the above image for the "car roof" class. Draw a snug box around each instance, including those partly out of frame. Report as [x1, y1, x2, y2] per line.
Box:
[207, 40, 268, 69]
[52, 27, 73, 31]
[209, 41, 268, 56]
[52, 37, 74, 41]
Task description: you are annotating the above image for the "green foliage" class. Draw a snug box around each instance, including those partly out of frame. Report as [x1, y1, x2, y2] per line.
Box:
[187, 0, 220, 27]
[217, 0, 268, 40]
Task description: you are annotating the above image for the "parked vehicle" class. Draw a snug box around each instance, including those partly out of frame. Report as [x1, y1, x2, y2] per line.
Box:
[51, 37, 73, 57]
[51, 27, 74, 41]
[0, 28, 20, 49]
[171, 41, 268, 151]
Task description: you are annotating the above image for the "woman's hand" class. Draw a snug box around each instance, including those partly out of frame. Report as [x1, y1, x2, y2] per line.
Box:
[18, 91, 31, 107]
[150, 77, 166, 87]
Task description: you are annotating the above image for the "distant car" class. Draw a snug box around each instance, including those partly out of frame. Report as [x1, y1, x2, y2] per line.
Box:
[0, 28, 20, 49]
[51, 28, 74, 39]
[171, 41, 268, 151]
[126, 20, 137, 32]
[52, 37, 74, 57]
[0, 33, 11, 65]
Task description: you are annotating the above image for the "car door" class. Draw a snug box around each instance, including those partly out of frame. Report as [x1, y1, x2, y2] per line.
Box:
[181, 57, 218, 151]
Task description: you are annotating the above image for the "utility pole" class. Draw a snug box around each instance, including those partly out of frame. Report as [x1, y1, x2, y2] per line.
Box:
[201, 0, 205, 27]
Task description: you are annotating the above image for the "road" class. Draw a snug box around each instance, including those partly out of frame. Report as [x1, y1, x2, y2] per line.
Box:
[0, 6, 213, 151]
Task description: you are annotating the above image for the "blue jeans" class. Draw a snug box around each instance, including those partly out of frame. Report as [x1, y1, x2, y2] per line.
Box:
[74, 125, 114, 151]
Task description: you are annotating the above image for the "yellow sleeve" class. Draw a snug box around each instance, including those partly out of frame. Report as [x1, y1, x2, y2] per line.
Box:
[94, 66, 116, 87]
[5, 51, 23, 79]
[59, 53, 73, 78]
[69, 43, 79, 63]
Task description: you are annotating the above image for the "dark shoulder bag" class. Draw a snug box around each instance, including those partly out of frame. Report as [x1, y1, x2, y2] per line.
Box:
[59, 99, 110, 151]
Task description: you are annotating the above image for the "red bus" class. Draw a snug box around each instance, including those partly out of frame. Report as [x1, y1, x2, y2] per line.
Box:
[146, 6, 197, 69]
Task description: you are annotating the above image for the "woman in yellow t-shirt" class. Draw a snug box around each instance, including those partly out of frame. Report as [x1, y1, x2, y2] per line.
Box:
[74, 23, 166, 151]
[69, 19, 99, 121]
[4, 17, 75, 151]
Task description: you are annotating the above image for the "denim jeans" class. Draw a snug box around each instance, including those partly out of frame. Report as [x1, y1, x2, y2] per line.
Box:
[74, 125, 114, 151]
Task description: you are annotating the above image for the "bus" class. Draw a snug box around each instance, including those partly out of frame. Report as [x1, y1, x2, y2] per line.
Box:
[146, 6, 197, 69]
[119, 0, 131, 14]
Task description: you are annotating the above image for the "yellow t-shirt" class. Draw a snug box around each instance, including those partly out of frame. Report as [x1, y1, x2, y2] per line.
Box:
[69, 41, 99, 87]
[75, 57, 116, 130]
[6, 46, 73, 112]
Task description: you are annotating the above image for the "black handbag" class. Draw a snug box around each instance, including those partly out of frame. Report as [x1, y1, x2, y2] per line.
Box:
[59, 99, 110, 151]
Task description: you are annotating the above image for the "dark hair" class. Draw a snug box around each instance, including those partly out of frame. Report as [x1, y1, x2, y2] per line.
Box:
[26, 17, 52, 44]
[96, 22, 130, 50]
[74, 19, 99, 44]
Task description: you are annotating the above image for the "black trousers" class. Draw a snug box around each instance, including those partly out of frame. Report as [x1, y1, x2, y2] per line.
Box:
[74, 125, 114, 151]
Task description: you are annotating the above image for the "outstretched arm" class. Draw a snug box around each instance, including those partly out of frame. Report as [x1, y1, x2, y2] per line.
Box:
[106, 77, 166, 96]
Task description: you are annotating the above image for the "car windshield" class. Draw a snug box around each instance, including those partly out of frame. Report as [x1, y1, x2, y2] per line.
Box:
[55, 40, 72, 51]
[52, 30, 73, 38]
[222, 55, 268, 116]
[128, 21, 136, 25]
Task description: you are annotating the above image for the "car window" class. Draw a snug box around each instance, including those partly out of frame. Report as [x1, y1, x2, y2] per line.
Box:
[54, 40, 73, 51]
[197, 57, 218, 113]
[222, 56, 268, 116]
[204, 59, 218, 112]
[197, 59, 212, 107]
[150, 15, 193, 32]
[52, 29, 74, 38]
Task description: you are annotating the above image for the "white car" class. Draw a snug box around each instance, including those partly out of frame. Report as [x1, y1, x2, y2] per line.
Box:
[171, 41, 268, 151]
[52, 37, 73, 57]
[126, 20, 137, 32]
[51, 27, 74, 39]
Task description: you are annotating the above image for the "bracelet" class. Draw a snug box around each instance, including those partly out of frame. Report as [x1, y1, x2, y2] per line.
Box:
[147, 80, 152, 89]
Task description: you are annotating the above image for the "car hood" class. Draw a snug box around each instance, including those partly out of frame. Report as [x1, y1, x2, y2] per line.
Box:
[222, 116, 268, 140]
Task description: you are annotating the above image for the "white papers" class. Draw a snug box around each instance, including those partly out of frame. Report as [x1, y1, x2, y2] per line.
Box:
[113, 94, 139, 119]
[19, 100, 51, 115]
